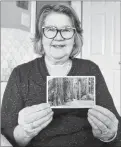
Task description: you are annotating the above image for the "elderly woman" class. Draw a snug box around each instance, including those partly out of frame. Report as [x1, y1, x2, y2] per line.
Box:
[1, 4, 121, 147]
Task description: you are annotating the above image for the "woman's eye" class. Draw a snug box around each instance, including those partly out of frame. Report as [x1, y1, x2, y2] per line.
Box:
[47, 28, 56, 32]
[62, 29, 72, 32]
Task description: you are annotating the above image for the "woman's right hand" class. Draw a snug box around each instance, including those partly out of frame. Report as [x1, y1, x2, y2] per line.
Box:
[18, 103, 53, 139]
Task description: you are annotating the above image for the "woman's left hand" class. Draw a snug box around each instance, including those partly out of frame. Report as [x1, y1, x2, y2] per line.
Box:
[87, 105, 119, 142]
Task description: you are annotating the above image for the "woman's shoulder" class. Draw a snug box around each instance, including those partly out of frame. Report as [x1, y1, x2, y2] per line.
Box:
[73, 57, 99, 68]
[15, 57, 40, 72]
[72, 57, 101, 75]
[11, 57, 42, 81]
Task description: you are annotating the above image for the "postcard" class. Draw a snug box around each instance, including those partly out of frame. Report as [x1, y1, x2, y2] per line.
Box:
[47, 76, 96, 108]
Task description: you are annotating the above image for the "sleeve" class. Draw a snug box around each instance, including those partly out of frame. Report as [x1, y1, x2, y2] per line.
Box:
[1, 67, 24, 147]
[95, 64, 121, 147]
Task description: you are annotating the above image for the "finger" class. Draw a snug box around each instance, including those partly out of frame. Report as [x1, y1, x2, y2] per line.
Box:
[23, 103, 51, 115]
[24, 107, 52, 124]
[88, 109, 112, 129]
[41, 116, 53, 130]
[34, 116, 53, 134]
[88, 109, 118, 135]
[87, 116, 99, 130]
[32, 111, 53, 128]
[88, 113, 107, 132]
[92, 105, 116, 121]
[23, 116, 53, 138]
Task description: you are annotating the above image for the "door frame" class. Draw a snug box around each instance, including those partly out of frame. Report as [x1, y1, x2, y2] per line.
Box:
[30, 1, 36, 36]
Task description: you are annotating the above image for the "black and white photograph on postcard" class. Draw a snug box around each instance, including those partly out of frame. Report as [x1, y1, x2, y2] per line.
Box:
[1, 1, 121, 147]
[47, 76, 95, 108]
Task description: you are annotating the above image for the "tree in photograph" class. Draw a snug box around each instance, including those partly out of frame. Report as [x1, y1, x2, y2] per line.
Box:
[88, 77, 91, 94]
[54, 78, 59, 106]
[48, 78, 56, 106]
[86, 77, 94, 100]
[56, 78, 65, 105]
[90, 77, 94, 95]
[63, 78, 68, 102]
[78, 79, 82, 100]
[72, 78, 79, 100]
[64, 78, 73, 102]
[81, 78, 87, 98]
[48, 78, 58, 106]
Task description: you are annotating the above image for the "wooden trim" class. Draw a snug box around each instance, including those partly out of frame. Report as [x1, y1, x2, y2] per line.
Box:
[71, 1, 82, 58]
[71, 1, 82, 22]
[30, 1, 36, 35]
[120, 1, 121, 116]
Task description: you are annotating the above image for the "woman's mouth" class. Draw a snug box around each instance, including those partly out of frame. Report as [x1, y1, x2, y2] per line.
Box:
[51, 44, 66, 48]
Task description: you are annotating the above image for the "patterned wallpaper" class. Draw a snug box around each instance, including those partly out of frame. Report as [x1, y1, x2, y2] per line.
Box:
[1, 28, 40, 81]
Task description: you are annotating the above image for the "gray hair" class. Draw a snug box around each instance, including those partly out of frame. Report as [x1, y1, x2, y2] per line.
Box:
[33, 4, 83, 58]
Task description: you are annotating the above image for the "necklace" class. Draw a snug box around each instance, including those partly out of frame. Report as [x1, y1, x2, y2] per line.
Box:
[45, 58, 72, 76]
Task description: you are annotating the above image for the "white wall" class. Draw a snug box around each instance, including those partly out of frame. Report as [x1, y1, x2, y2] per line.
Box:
[1, 82, 7, 104]
[1, 1, 31, 31]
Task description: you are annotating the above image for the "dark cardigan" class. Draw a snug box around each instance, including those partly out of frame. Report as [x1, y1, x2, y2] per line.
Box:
[1, 56, 121, 147]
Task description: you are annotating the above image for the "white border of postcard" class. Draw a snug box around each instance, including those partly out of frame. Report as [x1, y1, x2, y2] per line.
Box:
[47, 76, 96, 108]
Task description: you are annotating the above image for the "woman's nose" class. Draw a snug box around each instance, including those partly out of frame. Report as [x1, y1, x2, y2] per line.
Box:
[54, 31, 64, 41]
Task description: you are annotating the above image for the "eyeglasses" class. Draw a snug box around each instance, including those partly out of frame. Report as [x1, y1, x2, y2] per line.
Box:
[42, 26, 76, 40]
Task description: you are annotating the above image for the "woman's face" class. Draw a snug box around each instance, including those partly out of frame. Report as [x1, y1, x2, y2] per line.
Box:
[42, 12, 75, 62]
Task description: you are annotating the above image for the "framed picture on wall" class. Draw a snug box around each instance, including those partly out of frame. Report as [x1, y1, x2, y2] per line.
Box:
[16, 1, 29, 10]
